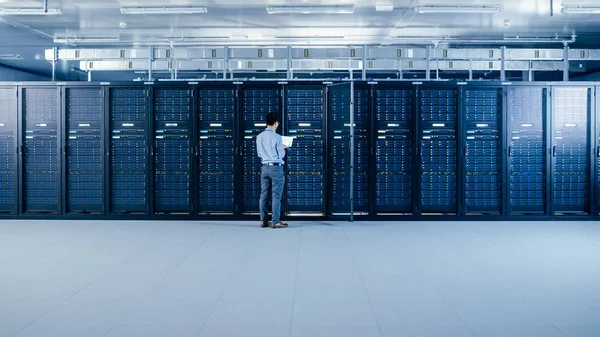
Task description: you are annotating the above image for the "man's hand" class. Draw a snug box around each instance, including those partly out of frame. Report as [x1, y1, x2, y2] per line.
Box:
[283, 144, 289, 149]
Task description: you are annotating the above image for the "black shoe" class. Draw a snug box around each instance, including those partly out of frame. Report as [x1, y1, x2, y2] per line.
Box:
[271, 222, 288, 229]
[261, 221, 271, 228]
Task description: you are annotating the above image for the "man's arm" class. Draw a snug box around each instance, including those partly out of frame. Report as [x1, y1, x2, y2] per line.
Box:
[277, 135, 286, 159]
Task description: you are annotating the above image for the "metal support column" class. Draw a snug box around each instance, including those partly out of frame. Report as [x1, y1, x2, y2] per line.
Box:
[426, 46, 431, 80]
[399, 58, 403, 80]
[51, 46, 57, 81]
[500, 46, 506, 81]
[349, 74, 355, 222]
[223, 46, 229, 80]
[287, 46, 292, 80]
[469, 60, 473, 80]
[148, 46, 154, 81]
[362, 45, 367, 80]
[563, 45, 570, 81]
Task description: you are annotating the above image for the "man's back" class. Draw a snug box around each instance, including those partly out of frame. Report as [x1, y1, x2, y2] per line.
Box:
[256, 128, 285, 165]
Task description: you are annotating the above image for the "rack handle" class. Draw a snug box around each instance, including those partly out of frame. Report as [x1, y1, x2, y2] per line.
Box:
[552, 146, 557, 157]
[508, 146, 512, 157]
[597, 146, 600, 158]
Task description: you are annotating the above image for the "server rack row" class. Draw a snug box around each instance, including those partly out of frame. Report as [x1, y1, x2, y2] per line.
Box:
[0, 81, 597, 220]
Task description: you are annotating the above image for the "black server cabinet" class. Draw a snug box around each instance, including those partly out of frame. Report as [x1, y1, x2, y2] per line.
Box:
[285, 86, 326, 215]
[108, 87, 148, 214]
[152, 88, 193, 214]
[328, 84, 370, 215]
[551, 87, 591, 215]
[240, 87, 281, 214]
[418, 87, 458, 214]
[374, 86, 415, 214]
[197, 87, 236, 214]
[463, 87, 503, 215]
[63, 88, 104, 214]
[20, 87, 61, 214]
[507, 87, 547, 215]
[0, 87, 17, 215]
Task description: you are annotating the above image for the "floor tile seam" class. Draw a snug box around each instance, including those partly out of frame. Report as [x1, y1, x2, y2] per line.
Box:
[8, 298, 69, 337]
[519, 300, 577, 336]
[289, 222, 304, 337]
[10, 223, 110, 265]
[20, 229, 180, 336]
[102, 229, 219, 337]
[441, 298, 478, 337]
[195, 231, 258, 337]
[340, 223, 384, 337]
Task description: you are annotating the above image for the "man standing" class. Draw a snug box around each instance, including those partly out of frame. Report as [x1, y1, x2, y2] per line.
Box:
[256, 112, 288, 229]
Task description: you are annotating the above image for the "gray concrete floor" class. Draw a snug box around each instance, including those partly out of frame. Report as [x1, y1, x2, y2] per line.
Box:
[0, 220, 599, 337]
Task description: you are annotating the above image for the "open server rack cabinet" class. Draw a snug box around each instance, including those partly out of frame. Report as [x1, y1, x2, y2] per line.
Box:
[0, 80, 598, 221]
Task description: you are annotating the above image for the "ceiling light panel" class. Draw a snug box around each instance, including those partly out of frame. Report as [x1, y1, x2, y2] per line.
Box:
[120, 6, 208, 15]
[266, 5, 355, 14]
[414, 5, 503, 14]
[561, 6, 600, 14]
[0, 8, 62, 15]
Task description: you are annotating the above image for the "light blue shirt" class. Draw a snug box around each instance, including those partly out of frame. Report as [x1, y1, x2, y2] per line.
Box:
[256, 128, 286, 165]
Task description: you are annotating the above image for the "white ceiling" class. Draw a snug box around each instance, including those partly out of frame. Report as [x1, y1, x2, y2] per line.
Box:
[0, 0, 599, 47]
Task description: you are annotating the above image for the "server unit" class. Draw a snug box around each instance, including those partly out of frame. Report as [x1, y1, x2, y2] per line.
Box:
[328, 85, 369, 215]
[463, 88, 502, 215]
[552, 87, 591, 215]
[109, 88, 148, 214]
[197, 87, 236, 214]
[507, 87, 547, 215]
[64, 88, 104, 214]
[374, 87, 414, 214]
[152, 88, 193, 214]
[0, 88, 17, 215]
[21, 88, 60, 214]
[241, 87, 281, 213]
[418, 88, 458, 214]
[285, 86, 325, 214]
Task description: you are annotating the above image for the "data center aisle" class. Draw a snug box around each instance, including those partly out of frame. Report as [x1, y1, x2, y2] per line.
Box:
[0, 220, 599, 337]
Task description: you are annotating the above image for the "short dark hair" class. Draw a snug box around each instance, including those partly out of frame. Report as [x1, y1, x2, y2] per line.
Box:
[266, 112, 278, 126]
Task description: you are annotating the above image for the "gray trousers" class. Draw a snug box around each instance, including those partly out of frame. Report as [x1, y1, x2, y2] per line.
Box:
[260, 165, 285, 224]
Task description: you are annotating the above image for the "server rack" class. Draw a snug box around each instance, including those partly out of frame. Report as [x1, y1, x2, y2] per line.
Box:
[151, 87, 193, 214]
[0, 87, 17, 216]
[63, 87, 104, 215]
[20, 87, 61, 214]
[328, 84, 370, 215]
[373, 85, 415, 214]
[240, 85, 282, 214]
[108, 87, 149, 215]
[463, 87, 503, 215]
[285, 85, 326, 215]
[506, 86, 547, 215]
[551, 86, 592, 215]
[417, 86, 459, 214]
[197, 85, 237, 214]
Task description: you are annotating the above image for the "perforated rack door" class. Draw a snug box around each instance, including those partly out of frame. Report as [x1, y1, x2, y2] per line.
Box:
[65, 88, 104, 214]
[109, 88, 148, 214]
[463, 88, 502, 215]
[374, 87, 414, 214]
[552, 87, 591, 215]
[507, 87, 547, 215]
[22, 88, 60, 214]
[0, 88, 17, 214]
[153, 88, 192, 214]
[286, 86, 325, 214]
[198, 88, 236, 214]
[418, 88, 458, 214]
[328, 85, 370, 215]
[241, 87, 281, 213]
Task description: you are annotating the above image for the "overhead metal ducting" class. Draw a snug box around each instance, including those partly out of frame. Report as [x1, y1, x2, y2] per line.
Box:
[45, 45, 596, 79]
